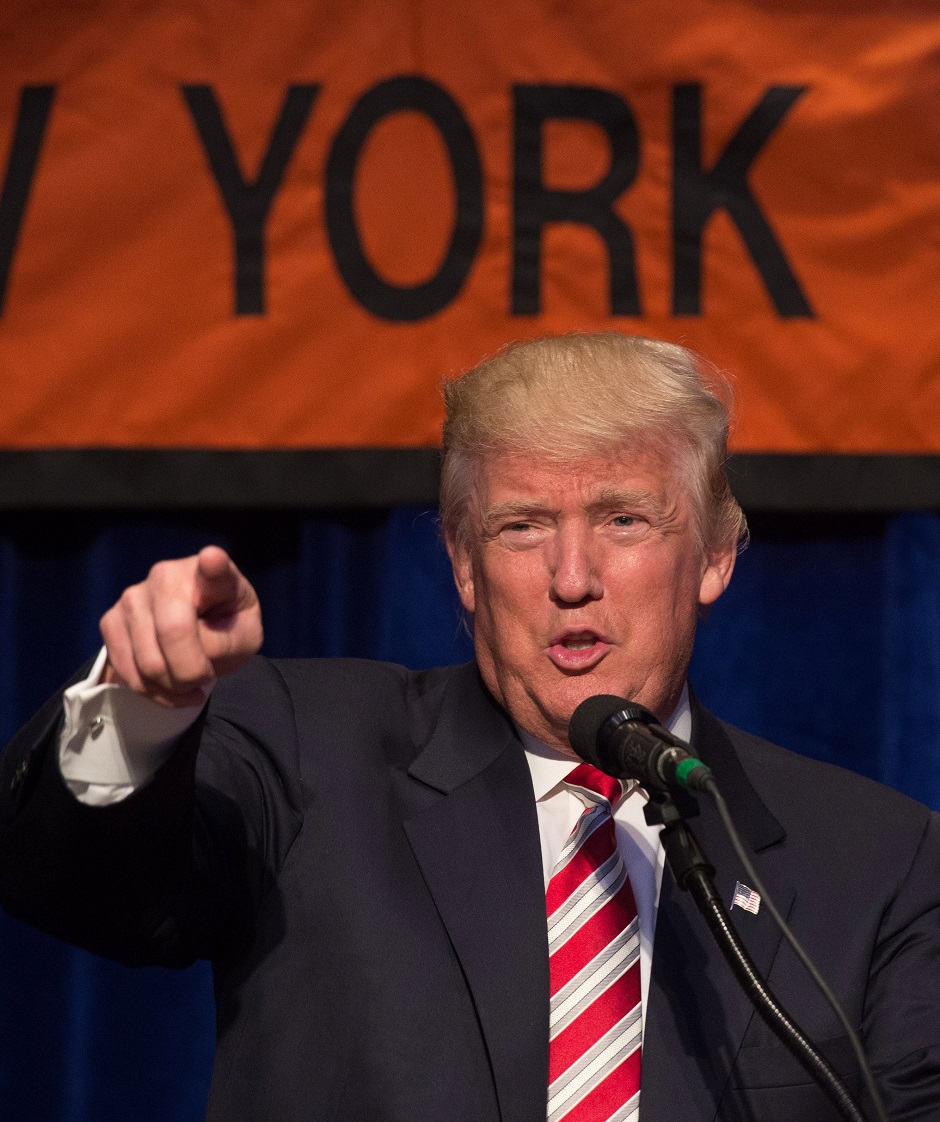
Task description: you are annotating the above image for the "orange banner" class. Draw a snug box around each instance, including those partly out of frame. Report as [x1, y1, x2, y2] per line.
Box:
[0, 2, 938, 453]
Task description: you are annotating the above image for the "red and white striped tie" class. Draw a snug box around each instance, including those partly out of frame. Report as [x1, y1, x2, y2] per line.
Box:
[546, 763, 641, 1122]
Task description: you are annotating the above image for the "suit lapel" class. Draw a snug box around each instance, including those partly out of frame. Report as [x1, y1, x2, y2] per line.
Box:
[401, 665, 549, 1122]
[396, 669, 798, 1122]
[640, 702, 795, 1122]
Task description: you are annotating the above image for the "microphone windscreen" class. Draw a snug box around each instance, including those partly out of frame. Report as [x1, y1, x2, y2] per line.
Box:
[568, 694, 632, 763]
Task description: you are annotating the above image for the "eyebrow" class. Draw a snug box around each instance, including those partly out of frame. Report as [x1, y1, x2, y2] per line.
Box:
[479, 501, 551, 533]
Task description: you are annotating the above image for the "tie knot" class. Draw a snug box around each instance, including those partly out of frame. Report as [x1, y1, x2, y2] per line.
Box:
[563, 762, 623, 808]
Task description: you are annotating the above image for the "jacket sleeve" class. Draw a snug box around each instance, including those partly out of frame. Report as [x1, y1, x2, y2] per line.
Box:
[0, 657, 304, 968]
[863, 808, 940, 1120]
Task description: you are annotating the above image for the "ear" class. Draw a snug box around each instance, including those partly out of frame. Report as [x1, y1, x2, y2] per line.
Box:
[698, 540, 737, 611]
[445, 534, 476, 615]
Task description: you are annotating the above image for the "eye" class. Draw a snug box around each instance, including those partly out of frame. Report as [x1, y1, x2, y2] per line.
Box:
[496, 520, 546, 549]
[606, 513, 650, 540]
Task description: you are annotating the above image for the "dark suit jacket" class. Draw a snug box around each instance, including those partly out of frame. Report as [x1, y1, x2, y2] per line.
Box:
[1, 657, 939, 1121]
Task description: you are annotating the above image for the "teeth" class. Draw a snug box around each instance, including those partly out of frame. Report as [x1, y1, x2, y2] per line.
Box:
[563, 639, 594, 650]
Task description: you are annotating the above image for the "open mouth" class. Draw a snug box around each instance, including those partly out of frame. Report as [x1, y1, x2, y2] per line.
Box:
[548, 631, 611, 670]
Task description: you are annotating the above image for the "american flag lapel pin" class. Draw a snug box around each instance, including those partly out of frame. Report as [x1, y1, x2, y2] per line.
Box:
[731, 881, 761, 915]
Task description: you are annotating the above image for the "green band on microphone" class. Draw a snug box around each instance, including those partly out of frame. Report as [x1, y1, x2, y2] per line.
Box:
[675, 757, 706, 787]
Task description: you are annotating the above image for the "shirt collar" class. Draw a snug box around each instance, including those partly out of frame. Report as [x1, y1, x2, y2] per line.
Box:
[521, 683, 692, 801]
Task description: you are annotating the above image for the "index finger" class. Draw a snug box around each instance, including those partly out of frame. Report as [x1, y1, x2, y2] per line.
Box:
[192, 546, 250, 619]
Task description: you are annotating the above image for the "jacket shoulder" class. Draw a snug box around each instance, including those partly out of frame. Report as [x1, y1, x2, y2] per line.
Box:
[709, 712, 937, 872]
[207, 656, 481, 771]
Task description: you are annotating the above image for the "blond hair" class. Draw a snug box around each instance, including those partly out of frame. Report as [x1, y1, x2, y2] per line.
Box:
[441, 332, 747, 555]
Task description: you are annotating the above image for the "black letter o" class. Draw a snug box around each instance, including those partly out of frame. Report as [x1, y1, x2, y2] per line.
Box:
[326, 77, 484, 321]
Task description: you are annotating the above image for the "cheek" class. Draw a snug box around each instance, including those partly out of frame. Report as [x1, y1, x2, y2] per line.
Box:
[480, 550, 546, 605]
[474, 563, 546, 650]
[620, 549, 702, 624]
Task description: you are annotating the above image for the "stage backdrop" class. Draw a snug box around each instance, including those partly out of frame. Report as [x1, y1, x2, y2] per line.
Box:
[1, 0, 939, 492]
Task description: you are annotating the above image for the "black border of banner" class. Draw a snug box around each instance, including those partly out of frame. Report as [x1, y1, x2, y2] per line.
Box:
[0, 450, 937, 512]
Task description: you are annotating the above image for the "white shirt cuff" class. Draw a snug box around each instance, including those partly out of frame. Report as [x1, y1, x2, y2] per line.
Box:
[58, 647, 210, 805]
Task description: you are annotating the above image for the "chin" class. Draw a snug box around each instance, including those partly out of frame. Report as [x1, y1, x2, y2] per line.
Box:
[541, 678, 615, 735]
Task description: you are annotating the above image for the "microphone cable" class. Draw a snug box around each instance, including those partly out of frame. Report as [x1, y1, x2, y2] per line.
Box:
[700, 775, 888, 1122]
[569, 694, 889, 1122]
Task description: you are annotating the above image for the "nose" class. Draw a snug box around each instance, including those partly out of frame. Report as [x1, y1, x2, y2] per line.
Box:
[549, 523, 603, 604]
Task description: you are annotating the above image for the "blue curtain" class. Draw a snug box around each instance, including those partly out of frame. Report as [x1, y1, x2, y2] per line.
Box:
[1, 507, 938, 1121]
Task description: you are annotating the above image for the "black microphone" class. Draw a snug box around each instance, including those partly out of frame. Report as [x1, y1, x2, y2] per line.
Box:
[568, 694, 714, 793]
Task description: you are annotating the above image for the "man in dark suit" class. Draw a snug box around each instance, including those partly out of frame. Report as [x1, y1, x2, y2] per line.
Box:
[1, 333, 938, 1121]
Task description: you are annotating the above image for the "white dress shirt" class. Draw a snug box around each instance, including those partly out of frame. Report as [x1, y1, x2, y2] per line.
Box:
[59, 648, 210, 806]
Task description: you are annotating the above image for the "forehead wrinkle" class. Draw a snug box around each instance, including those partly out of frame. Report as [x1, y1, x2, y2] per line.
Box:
[584, 485, 666, 518]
